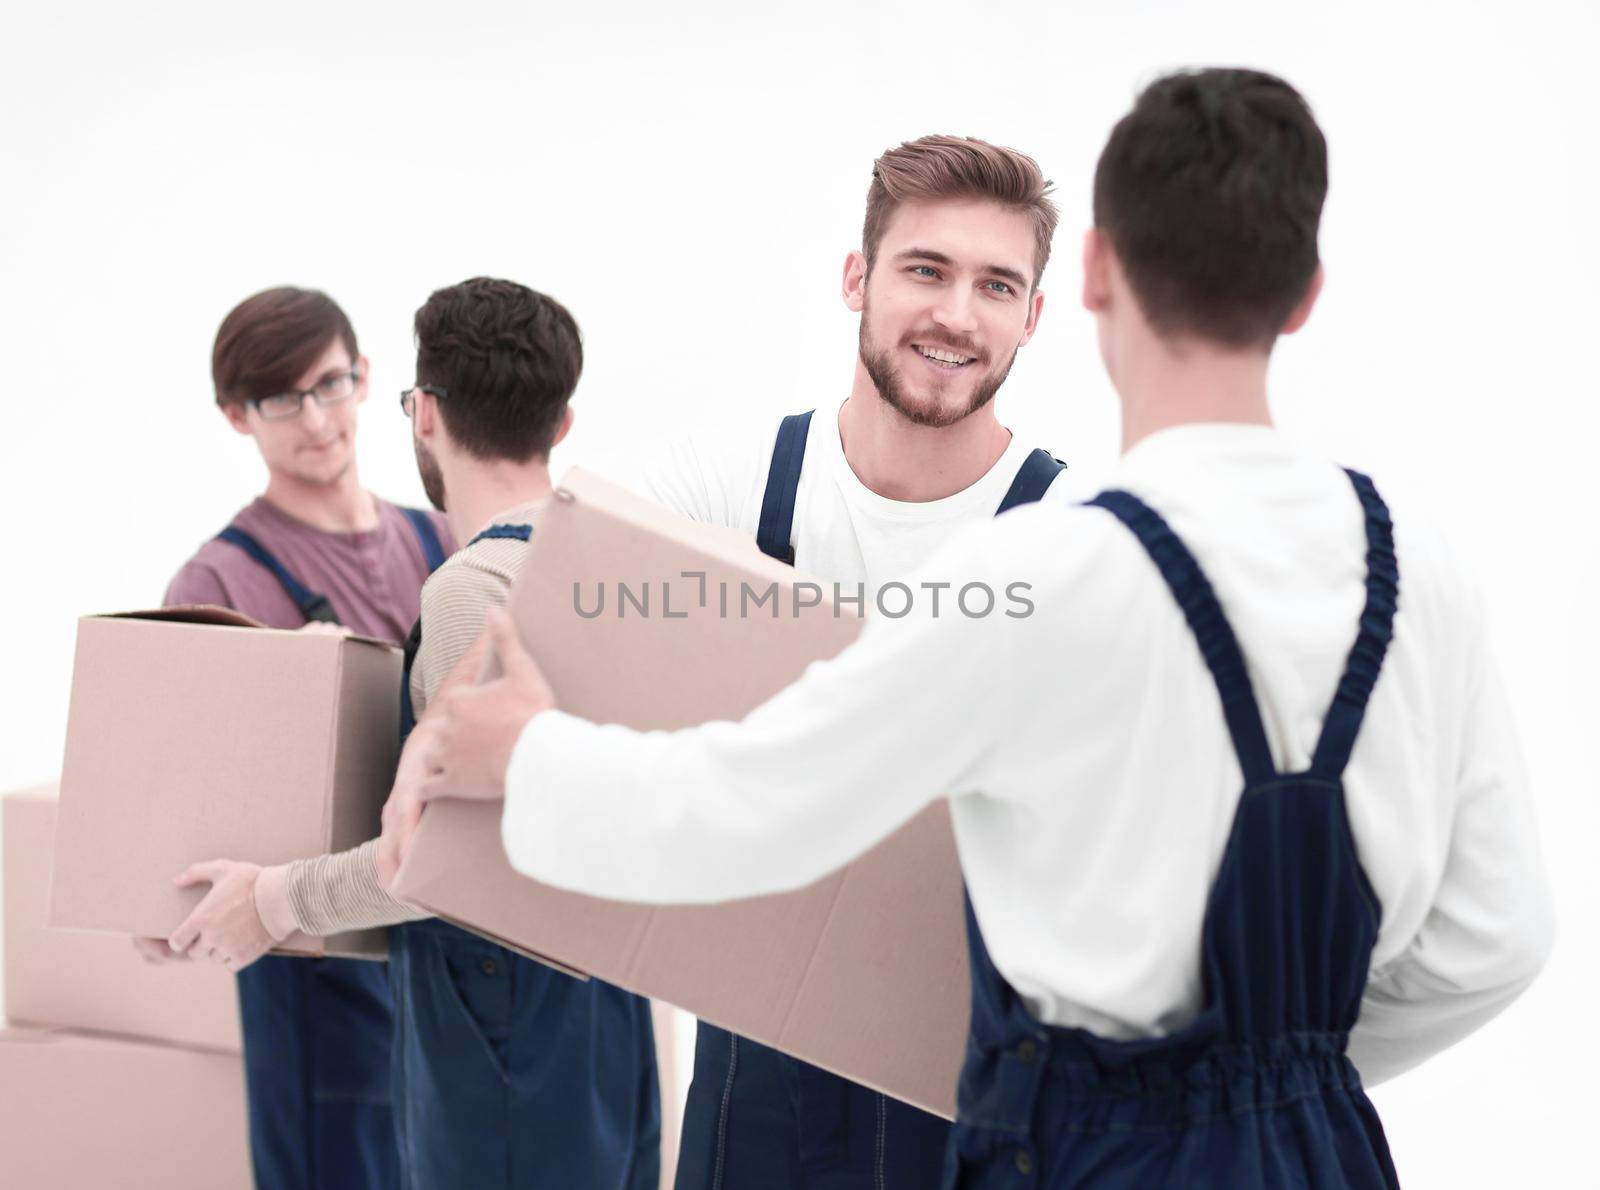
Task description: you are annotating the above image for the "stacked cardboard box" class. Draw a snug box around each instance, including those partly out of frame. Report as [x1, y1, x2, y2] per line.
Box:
[5, 788, 240, 1050]
[1, 785, 250, 1187]
[0, 1028, 251, 1189]
[4, 609, 403, 1185]
[13, 603, 686, 1190]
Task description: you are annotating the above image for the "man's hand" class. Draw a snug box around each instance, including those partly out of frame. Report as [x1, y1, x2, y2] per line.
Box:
[420, 608, 556, 804]
[166, 860, 277, 971]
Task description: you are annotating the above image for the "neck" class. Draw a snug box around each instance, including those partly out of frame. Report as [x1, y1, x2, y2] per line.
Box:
[1116, 335, 1274, 453]
[442, 458, 555, 546]
[838, 359, 1012, 502]
[262, 465, 377, 532]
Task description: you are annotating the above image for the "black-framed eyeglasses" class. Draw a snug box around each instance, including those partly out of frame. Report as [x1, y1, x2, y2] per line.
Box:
[400, 385, 448, 418]
[250, 368, 361, 422]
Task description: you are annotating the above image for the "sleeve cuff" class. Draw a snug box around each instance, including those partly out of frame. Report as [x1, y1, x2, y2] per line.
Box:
[253, 863, 298, 942]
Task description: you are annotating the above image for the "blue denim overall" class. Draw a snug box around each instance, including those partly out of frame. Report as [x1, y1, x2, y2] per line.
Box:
[676, 412, 1066, 1190]
[218, 506, 445, 1190]
[389, 522, 661, 1190]
[942, 471, 1402, 1189]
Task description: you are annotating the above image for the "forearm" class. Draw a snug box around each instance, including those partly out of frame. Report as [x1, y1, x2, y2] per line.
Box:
[266, 839, 429, 937]
[501, 601, 1007, 904]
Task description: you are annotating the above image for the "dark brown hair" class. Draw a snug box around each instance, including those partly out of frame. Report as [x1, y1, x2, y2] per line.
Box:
[414, 277, 582, 462]
[863, 135, 1059, 289]
[211, 287, 357, 407]
[1093, 68, 1328, 347]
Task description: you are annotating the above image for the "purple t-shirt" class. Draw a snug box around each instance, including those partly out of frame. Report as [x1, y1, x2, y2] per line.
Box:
[164, 497, 456, 644]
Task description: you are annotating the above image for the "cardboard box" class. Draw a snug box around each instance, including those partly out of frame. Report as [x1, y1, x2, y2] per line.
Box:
[394, 470, 972, 1118]
[0, 1027, 249, 1188]
[48, 606, 400, 958]
[4, 786, 240, 1051]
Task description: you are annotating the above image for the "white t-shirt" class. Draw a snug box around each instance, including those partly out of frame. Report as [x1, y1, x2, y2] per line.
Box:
[636, 399, 1070, 588]
[509, 421, 1552, 1088]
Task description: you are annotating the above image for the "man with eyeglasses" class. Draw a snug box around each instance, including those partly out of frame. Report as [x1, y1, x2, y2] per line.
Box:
[161, 278, 660, 1190]
[157, 286, 453, 1190]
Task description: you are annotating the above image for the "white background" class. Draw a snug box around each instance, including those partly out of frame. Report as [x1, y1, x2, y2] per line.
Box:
[2, 1, 1596, 1185]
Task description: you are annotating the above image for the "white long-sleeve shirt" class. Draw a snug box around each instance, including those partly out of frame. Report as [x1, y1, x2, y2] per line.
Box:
[504, 422, 1553, 1086]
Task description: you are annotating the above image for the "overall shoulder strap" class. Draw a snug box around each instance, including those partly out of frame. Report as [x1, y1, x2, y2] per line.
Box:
[755, 411, 814, 566]
[401, 507, 448, 572]
[996, 448, 1066, 515]
[214, 526, 339, 625]
[468, 523, 534, 548]
[1086, 490, 1277, 786]
[1308, 469, 1400, 780]
[399, 616, 423, 742]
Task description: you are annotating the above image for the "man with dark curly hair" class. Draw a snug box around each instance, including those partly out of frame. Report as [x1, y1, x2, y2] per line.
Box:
[169, 278, 660, 1190]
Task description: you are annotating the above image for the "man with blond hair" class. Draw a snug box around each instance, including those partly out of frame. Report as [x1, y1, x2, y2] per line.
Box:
[621, 133, 1070, 1190]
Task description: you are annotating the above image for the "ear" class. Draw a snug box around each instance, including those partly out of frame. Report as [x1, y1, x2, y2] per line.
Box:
[842, 250, 868, 313]
[1081, 228, 1111, 314]
[353, 353, 371, 403]
[221, 402, 254, 436]
[414, 389, 440, 441]
[1280, 265, 1325, 336]
[550, 405, 575, 449]
[1015, 287, 1045, 348]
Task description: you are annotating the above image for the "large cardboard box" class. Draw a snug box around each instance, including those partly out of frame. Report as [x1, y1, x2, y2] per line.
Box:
[48, 607, 401, 958]
[4, 786, 240, 1052]
[394, 470, 972, 1118]
[0, 1027, 249, 1188]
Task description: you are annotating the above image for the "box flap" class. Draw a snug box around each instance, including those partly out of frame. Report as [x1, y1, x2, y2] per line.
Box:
[556, 468, 821, 588]
[95, 606, 398, 651]
[100, 605, 264, 629]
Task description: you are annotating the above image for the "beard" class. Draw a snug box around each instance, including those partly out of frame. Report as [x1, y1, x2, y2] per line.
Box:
[414, 436, 447, 512]
[858, 305, 1019, 430]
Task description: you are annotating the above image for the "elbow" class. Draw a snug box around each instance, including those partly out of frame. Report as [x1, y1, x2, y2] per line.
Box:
[1504, 888, 1556, 993]
[1471, 883, 1556, 1008]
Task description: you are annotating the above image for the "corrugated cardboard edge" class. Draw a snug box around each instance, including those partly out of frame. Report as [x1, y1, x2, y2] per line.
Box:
[0, 1016, 241, 1058]
[430, 910, 588, 981]
[557, 469, 822, 591]
[311, 639, 389, 961]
